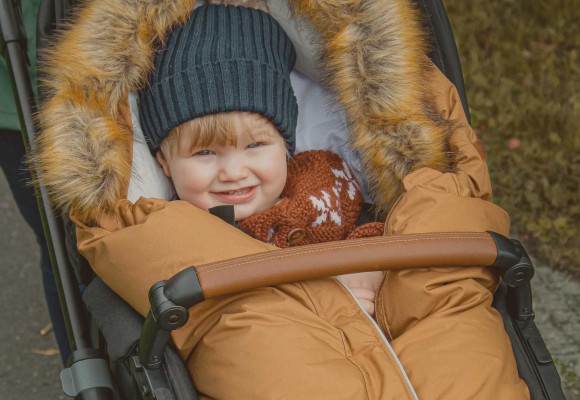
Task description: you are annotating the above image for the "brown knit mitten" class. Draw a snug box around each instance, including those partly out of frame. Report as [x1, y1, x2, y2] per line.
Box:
[238, 151, 363, 247]
[347, 222, 385, 239]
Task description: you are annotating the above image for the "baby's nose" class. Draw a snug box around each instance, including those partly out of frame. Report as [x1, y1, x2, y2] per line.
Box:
[218, 157, 249, 181]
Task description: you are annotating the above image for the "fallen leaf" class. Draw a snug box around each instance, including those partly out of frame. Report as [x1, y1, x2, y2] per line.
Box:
[31, 348, 60, 356]
[508, 137, 521, 150]
[40, 323, 53, 336]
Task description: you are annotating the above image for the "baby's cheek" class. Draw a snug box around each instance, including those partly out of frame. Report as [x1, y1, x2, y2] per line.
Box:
[174, 179, 214, 210]
[266, 158, 288, 190]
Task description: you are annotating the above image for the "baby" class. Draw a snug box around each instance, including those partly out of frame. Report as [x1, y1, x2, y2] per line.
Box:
[139, 4, 384, 315]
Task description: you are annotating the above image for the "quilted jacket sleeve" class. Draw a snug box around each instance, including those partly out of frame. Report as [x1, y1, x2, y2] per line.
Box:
[74, 198, 274, 315]
[377, 67, 530, 399]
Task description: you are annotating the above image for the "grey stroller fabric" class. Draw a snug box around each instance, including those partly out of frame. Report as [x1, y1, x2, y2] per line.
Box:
[83, 278, 142, 361]
[83, 278, 198, 400]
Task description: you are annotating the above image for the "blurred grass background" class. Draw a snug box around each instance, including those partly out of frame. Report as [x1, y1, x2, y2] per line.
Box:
[444, 0, 579, 273]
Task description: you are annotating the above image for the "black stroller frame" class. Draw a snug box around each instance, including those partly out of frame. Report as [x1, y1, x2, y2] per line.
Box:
[0, 0, 566, 399]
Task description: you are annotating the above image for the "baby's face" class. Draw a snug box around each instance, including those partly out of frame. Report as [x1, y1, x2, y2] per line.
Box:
[158, 113, 288, 221]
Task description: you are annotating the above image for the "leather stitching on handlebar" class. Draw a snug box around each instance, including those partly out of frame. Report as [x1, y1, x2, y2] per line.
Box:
[196, 233, 493, 275]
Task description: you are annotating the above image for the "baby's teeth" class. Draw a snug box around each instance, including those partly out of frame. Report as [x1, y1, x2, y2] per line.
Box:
[226, 189, 247, 195]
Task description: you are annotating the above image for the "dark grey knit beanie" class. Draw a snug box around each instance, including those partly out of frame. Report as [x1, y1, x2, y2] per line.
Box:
[139, 4, 298, 154]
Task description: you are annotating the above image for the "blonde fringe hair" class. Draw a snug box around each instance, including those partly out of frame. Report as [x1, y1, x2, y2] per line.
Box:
[159, 112, 277, 158]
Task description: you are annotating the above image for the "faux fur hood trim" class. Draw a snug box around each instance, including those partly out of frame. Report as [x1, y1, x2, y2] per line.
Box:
[35, 0, 452, 224]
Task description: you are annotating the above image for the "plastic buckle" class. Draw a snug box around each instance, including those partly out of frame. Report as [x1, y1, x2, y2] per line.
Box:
[60, 357, 114, 397]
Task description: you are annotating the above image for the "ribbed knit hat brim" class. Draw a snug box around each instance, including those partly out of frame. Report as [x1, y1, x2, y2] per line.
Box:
[139, 5, 298, 153]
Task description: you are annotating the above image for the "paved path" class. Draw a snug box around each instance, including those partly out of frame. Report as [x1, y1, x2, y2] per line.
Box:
[0, 170, 578, 399]
[0, 171, 64, 399]
[533, 261, 580, 398]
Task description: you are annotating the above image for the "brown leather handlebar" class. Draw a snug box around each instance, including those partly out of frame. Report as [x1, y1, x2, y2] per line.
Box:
[193, 232, 498, 298]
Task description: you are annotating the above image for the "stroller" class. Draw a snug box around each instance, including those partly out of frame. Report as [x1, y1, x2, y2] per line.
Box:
[0, 0, 566, 398]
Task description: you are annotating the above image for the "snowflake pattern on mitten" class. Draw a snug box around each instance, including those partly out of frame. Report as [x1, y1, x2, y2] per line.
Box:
[309, 159, 360, 227]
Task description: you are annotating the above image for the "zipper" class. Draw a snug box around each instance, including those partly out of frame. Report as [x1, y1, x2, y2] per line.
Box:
[335, 277, 419, 400]
[373, 192, 406, 339]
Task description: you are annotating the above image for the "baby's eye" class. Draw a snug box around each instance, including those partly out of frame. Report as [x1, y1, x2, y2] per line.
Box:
[247, 142, 265, 149]
[193, 149, 214, 156]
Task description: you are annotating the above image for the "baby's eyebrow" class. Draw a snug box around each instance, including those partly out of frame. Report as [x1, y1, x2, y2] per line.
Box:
[249, 127, 278, 139]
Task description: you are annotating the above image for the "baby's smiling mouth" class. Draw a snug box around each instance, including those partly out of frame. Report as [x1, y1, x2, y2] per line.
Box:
[212, 186, 257, 203]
